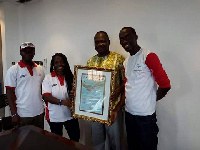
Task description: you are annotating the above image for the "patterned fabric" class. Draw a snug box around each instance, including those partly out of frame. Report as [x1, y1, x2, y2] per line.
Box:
[87, 51, 125, 109]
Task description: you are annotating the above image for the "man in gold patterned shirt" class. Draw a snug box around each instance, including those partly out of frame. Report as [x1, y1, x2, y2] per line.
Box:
[87, 31, 125, 150]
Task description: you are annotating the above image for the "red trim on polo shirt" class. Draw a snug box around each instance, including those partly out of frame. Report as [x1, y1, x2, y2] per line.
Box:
[18, 60, 37, 76]
[124, 77, 127, 85]
[42, 93, 52, 98]
[5, 86, 15, 90]
[42, 93, 51, 121]
[45, 102, 50, 121]
[51, 71, 56, 77]
[51, 71, 65, 86]
[145, 53, 171, 88]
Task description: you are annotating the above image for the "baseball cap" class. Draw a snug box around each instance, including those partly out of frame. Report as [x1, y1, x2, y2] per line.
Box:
[20, 42, 35, 51]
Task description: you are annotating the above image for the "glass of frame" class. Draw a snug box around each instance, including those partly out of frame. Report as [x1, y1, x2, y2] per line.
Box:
[72, 65, 115, 126]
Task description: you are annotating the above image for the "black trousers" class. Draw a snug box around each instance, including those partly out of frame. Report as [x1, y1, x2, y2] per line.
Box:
[125, 111, 159, 150]
[48, 118, 80, 142]
[20, 112, 44, 129]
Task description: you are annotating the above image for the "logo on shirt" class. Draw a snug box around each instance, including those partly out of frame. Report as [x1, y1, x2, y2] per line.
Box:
[137, 64, 141, 68]
[52, 84, 57, 87]
[20, 74, 27, 78]
[134, 64, 142, 71]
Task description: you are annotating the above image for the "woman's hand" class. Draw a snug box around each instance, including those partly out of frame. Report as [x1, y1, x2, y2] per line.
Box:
[62, 100, 72, 108]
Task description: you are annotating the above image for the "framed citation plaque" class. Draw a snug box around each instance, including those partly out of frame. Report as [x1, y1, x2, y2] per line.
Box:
[72, 65, 115, 126]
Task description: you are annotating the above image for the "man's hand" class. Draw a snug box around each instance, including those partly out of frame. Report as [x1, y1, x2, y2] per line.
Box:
[156, 87, 171, 101]
[111, 110, 118, 122]
[12, 115, 21, 126]
[69, 90, 75, 100]
[110, 88, 121, 102]
[7, 88, 19, 126]
[111, 84, 125, 101]
[110, 92, 117, 102]
[111, 87, 125, 123]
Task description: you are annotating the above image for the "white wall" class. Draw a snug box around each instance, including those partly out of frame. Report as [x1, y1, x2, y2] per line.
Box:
[0, 2, 21, 116]
[1, 0, 200, 149]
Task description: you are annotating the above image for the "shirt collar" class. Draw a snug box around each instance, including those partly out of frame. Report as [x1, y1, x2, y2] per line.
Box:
[51, 71, 57, 77]
[18, 60, 37, 68]
[51, 71, 65, 86]
[130, 48, 142, 58]
[51, 71, 65, 78]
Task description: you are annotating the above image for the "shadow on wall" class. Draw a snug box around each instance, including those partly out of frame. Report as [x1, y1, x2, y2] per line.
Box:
[157, 50, 192, 150]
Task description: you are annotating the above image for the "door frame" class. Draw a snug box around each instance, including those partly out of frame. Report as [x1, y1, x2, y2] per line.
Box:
[0, 24, 3, 94]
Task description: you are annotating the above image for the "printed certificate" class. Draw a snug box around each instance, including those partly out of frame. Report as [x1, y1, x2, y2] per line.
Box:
[72, 65, 115, 126]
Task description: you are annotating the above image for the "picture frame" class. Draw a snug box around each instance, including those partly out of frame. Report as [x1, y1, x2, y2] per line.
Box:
[72, 65, 115, 126]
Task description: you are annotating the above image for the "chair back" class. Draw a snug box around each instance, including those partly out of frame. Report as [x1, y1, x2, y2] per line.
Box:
[0, 94, 9, 109]
[0, 94, 14, 132]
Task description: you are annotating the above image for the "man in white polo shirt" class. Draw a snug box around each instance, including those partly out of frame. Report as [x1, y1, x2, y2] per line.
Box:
[5, 42, 45, 129]
[119, 27, 171, 150]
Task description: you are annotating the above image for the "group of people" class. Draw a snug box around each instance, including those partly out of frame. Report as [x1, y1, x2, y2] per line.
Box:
[4, 27, 171, 150]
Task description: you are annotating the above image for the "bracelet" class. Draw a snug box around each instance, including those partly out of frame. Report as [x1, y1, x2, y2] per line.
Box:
[11, 113, 18, 118]
[59, 100, 63, 106]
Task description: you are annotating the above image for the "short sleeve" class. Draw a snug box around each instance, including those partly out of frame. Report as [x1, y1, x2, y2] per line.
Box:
[5, 66, 17, 89]
[145, 53, 171, 88]
[42, 75, 52, 96]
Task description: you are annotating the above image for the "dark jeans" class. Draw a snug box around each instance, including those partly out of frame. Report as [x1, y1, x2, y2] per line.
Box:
[125, 111, 159, 150]
[20, 112, 44, 129]
[48, 118, 80, 142]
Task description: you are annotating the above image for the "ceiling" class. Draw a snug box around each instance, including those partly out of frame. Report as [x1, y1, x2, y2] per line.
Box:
[0, 0, 33, 4]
